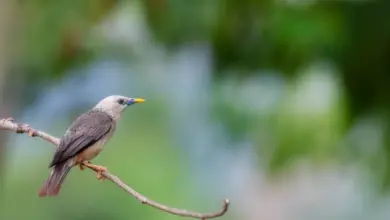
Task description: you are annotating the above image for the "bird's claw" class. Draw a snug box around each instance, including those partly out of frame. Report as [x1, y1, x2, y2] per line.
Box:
[79, 161, 91, 171]
[95, 166, 108, 181]
[83, 162, 108, 182]
[97, 171, 106, 182]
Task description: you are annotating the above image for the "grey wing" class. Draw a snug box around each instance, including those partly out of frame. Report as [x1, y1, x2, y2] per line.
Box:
[49, 110, 114, 167]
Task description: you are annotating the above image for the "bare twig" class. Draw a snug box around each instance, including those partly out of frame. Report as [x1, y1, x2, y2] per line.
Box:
[0, 118, 230, 219]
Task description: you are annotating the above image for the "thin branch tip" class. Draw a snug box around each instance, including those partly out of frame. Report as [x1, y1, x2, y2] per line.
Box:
[0, 117, 230, 219]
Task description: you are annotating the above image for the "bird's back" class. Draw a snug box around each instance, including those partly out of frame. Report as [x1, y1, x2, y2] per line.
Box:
[49, 109, 115, 167]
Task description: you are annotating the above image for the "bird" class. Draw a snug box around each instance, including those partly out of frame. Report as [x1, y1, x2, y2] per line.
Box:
[38, 95, 145, 197]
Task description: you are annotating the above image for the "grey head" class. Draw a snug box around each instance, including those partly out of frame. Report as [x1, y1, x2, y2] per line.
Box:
[93, 95, 145, 120]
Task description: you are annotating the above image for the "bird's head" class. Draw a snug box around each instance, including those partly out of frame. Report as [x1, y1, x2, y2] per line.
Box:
[94, 95, 145, 119]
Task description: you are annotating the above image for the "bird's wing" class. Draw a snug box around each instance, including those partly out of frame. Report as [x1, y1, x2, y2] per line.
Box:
[49, 110, 114, 167]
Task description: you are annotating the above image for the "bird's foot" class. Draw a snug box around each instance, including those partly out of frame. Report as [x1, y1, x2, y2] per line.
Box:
[94, 165, 108, 181]
[83, 162, 108, 181]
[96, 170, 107, 181]
[79, 161, 92, 171]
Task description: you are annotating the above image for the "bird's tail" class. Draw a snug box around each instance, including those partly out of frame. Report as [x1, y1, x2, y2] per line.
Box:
[38, 162, 71, 197]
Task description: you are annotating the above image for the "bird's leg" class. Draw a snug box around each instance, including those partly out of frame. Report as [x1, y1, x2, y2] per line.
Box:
[79, 161, 91, 171]
[83, 161, 108, 181]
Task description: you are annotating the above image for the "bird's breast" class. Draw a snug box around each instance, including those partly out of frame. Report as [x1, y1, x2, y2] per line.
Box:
[76, 127, 115, 163]
[76, 141, 104, 162]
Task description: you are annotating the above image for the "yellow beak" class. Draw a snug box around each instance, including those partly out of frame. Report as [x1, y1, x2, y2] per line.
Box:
[133, 98, 145, 103]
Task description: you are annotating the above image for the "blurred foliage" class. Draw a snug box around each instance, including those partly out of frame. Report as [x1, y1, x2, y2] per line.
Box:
[143, 0, 344, 74]
[142, 0, 390, 187]
[14, 0, 117, 101]
[141, 0, 390, 118]
[16, 0, 390, 121]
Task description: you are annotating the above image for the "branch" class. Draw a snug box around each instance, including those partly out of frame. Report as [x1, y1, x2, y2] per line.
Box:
[0, 118, 230, 219]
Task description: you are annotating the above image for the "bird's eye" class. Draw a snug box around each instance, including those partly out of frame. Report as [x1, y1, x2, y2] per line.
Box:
[117, 99, 125, 105]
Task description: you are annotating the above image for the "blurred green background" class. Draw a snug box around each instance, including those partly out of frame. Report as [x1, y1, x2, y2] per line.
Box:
[1, 0, 390, 219]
